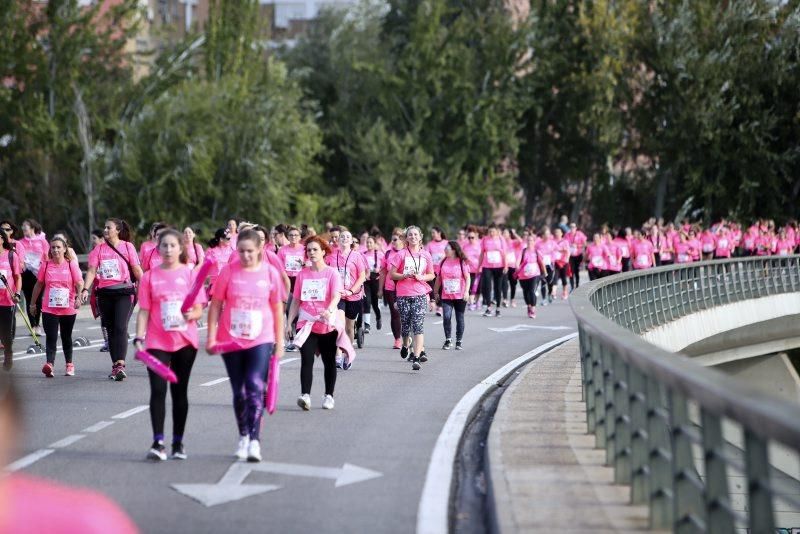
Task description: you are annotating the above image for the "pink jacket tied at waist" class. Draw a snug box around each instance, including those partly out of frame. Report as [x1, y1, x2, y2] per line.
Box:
[294, 309, 356, 364]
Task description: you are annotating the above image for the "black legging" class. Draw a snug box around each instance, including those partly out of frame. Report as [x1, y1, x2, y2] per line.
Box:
[0, 305, 14, 362]
[148, 346, 197, 441]
[384, 289, 401, 339]
[97, 289, 135, 363]
[300, 331, 337, 396]
[569, 256, 582, 290]
[588, 269, 604, 281]
[480, 267, 503, 308]
[42, 312, 76, 364]
[441, 299, 466, 341]
[621, 257, 632, 272]
[541, 266, 554, 300]
[501, 268, 517, 301]
[363, 277, 382, 322]
[22, 270, 42, 328]
[519, 277, 540, 306]
[554, 264, 568, 290]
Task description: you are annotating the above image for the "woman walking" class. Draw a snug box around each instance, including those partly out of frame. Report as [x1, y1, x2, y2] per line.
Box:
[433, 241, 470, 350]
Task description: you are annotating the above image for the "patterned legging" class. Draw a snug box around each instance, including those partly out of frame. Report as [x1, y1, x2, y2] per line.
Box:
[396, 295, 427, 337]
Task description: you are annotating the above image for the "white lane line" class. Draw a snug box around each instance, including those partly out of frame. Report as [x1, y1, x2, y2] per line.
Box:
[6, 449, 55, 472]
[416, 332, 578, 534]
[200, 377, 229, 387]
[87, 326, 102, 330]
[83, 421, 115, 433]
[12, 340, 103, 358]
[49, 434, 85, 449]
[433, 320, 443, 325]
[280, 357, 299, 366]
[111, 405, 149, 420]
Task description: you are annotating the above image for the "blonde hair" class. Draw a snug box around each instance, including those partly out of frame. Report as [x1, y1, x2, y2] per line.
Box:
[48, 237, 72, 262]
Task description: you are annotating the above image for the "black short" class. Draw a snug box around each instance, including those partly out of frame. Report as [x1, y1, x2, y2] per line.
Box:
[337, 299, 361, 320]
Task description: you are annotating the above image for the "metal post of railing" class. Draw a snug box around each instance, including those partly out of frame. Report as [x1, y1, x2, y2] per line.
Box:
[670, 391, 705, 532]
[629, 366, 649, 504]
[603, 346, 617, 466]
[591, 337, 606, 446]
[701, 409, 735, 534]
[648, 377, 672, 529]
[613, 356, 632, 484]
[745, 429, 775, 533]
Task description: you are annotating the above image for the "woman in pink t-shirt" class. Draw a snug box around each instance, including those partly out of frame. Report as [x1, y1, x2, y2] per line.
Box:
[516, 233, 546, 318]
[389, 226, 435, 371]
[631, 230, 656, 270]
[462, 226, 482, 310]
[183, 226, 205, 270]
[29, 237, 83, 378]
[19, 219, 47, 337]
[134, 229, 206, 462]
[433, 241, 471, 350]
[0, 225, 23, 370]
[204, 228, 233, 293]
[479, 224, 507, 316]
[566, 223, 587, 290]
[714, 229, 734, 259]
[534, 227, 556, 304]
[287, 236, 343, 411]
[325, 230, 366, 349]
[612, 229, 632, 272]
[501, 228, 522, 307]
[426, 226, 448, 314]
[674, 233, 693, 264]
[140, 222, 168, 272]
[585, 234, 607, 281]
[700, 229, 717, 261]
[207, 229, 285, 462]
[362, 234, 385, 334]
[552, 228, 571, 299]
[82, 218, 143, 381]
[775, 229, 794, 256]
[383, 230, 405, 349]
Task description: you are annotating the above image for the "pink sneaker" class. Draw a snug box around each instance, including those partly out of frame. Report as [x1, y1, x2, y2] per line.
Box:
[562, 289, 568, 300]
[392, 338, 402, 349]
[42, 362, 54, 378]
[65, 363, 75, 376]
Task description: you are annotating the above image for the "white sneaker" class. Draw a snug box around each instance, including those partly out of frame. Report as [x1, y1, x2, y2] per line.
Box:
[236, 435, 250, 460]
[322, 395, 335, 410]
[247, 439, 262, 463]
[297, 394, 311, 411]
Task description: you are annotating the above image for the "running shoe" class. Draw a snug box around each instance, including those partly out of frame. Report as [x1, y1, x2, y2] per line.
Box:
[364, 325, 371, 334]
[322, 395, 335, 410]
[502, 300, 509, 308]
[236, 435, 250, 460]
[548, 295, 554, 304]
[285, 343, 297, 352]
[495, 309, 501, 317]
[65, 363, 75, 376]
[34, 325, 44, 337]
[400, 345, 409, 359]
[247, 440, 262, 463]
[99, 342, 109, 352]
[435, 309, 442, 317]
[392, 338, 402, 349]
[342, 358, 352, 371]
[335, 356, 343, 369]
[171, 442, 187, 460]
[455, 341, 463, 351]
[418, 351, 428, 363]
[42, 362, 54, 378]
[297, 394, 311, 411]
[482, 308, 492, 317]
[510, 301, 517, 308]
[376, 317, 382, 330]
[109, 364, 126, 381]
[147, 441, 167, 461]
[531, 308, 537, 319]
[411, 356, 421, 371]
[442, 339, 452, 350]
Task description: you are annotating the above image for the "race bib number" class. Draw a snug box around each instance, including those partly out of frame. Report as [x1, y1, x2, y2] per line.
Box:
[367, 256, 377, 271]
[620, 246, 629, 257]
[486, 250, 501, 265]
[524, 263, 539, 276]
[99, 259, 121, 280]
[635, 254, 649, 267]
[591, 257, 604, 268]
[443, 278, 461, 294]
[230, 308, 262, 340]
[779, 249, 789, 256]
[301, 279, 326, 302]
[284, 255, 303, 272]
[338, 267, 352, 287]
[678, 253, 689, 263]
[702, 244, 713, 253]
[661, 252, 672, 261]
[505, 252, 516, 265]
[745, 239, 754, 249]
[718, 239, 728, 249]
[402, 256, 420, 275]
[541, 254, 552, 266]
[161, 300, 187, 332]
[569, 245, 577, 255]
[0, 269, 6, 288]
[25, 252, 41, 273]
[48, 287, 69, 309]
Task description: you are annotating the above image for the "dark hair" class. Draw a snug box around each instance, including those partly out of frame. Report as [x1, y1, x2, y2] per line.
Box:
[235, 229, 264, 261]
[208, 228, 229, 248]
[616, 228, 627, 239]
[0, 220, 18, 238]
[91, 229, 103, 239]
[431, 226, 447, 240]
[157, 229, 188, 264]
[446, 240, 469, 264]
[106, 218, 132, 242]
[1, 226, 14, 251]
[150, 222, 168, 239]
[305, 235, 332, 257]
[273, 223, 287, 236]
[22, 219, 43, 234]
[253, 225, 270, 241]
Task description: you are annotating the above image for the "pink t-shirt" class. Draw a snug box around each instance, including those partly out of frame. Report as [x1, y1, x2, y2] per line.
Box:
[554, 239, 570, 266]
[516, 247, 542, 280]
[534, 239, 556, 268]
[363, 249, 386, 275]
[700, 232, 716, 254]
[439, 258, 469, 300]
[205, 245, 233, 287]
[3, 474, 139, 534]
[567, 230, 588, 256]
[674, 242, 693, 264]
[88, 242, 140, 289]
[186, 242, 205, 268]
[212, 262, 282, 350]
[326, 249, 367, 302]
[715, 234, 733, 257]
[743, 231, 758, 251]
[139, 266, 206, 352]
[390, 248, 434, 297]
[775, 239, 794, 256]
[278, 244, 306, 277]
[37, 259, 82, 316]
[139, 241, 156, 264]
[480, 237, 507, 269]
[605, 243, 622, 272]
[612, 237, 630, 259]
[383, 248, 402, 291]
[0, 249, 22, 306]
[293, 266, 342, 335]
[504, 239, 522, 268]
[426, 240, 448, 273]
[686, 238, 701, 260]
[462, 242, 481, 273]
[141, 245, 163, 271]
[586, 244, 607, 271]
[659, 237, 674, 261]
[632, 240, 655, 269]
[20, 237, 48, 276]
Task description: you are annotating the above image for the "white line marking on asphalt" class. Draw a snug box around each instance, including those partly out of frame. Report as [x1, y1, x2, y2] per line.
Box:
[488, 324, 573, 333]
[12, 340, 103, 358]
[87, 326, 102, 330]
[83, 421, 115, 433]
[6, 449, 55, 472]
[416, 332, 578, 534]
[111, 405, 149, 420]
[200, 377, 229, 387]
[49, 434, 85, 449]
[433, 321, 443, 325]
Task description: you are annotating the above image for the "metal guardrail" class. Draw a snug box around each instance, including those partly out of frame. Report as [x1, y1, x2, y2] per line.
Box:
[569, 255, 800, 532]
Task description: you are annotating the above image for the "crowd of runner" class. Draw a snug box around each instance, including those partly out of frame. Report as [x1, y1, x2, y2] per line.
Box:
[0, 215, 797, 462]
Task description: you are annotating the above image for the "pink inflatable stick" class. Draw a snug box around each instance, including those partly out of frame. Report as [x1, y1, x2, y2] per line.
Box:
[182, 258, 214, 313]
[135, 350, 178, 383]
[266, 355, 280, 415]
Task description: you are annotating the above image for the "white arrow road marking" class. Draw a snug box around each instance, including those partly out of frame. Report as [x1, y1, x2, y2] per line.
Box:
[488, 324, 573, 333]
[172, 461, 383, 507]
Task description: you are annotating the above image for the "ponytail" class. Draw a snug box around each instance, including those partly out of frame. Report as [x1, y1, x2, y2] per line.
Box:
[107, 218, 132, 242]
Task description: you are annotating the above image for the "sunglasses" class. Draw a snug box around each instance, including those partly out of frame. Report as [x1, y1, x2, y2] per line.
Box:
[468, 236, 476, 239]
[0, 227, 11, 232]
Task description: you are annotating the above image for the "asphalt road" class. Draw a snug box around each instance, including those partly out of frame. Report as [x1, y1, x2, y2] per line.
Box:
[8, 296, 577, 534]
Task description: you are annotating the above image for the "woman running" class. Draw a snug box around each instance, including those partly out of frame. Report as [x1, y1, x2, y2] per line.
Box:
[20, 219, 48, 337]
[206, 229, 284, 462]
[714, 228, 733, 259]
[278, 226, 305, 350]
[383, 230, 405, 349]
[30, 237, 83, 377]
[585, 234, 607, 281]
[82, 219, 142, 381]
[516, 233, 546, 318]
[287, 236, 342, 411]
[501, 228, 522, 307]
[0, 226, 22, 370]
[534, 227, 556, 304]
[362, 235, 384, 333]
[479, 224, 507, 317]
[433, 241, 470, 350]
[566, 223, 587, 290]
[183, 227, 205, 270]
[389, 226, 434, 371]
[552, 228, 570, 299]
[134, 229, 205, 461]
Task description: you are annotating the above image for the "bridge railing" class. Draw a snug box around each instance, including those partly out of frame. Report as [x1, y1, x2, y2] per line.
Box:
[569, 255, 800, 532]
